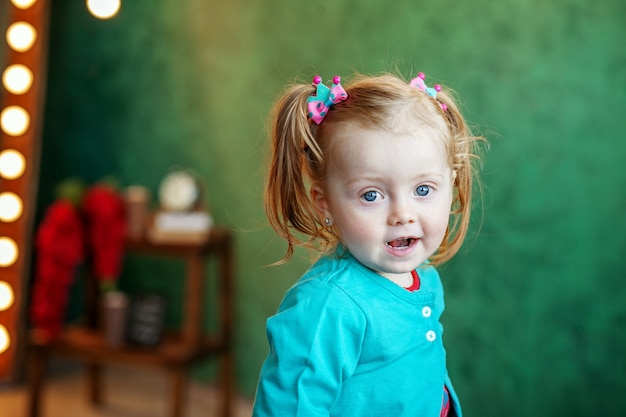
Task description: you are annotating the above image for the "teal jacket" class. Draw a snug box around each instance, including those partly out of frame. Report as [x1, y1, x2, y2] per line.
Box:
[253, 252, 461, 417]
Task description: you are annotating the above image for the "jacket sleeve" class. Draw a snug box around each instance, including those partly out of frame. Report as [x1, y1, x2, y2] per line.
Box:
[252, 280, 366, 417]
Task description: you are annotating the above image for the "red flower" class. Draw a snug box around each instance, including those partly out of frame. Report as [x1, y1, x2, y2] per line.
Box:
[30, 199, 84, 340]
[36, 200, 84, 271]
[82, 184, 127, 281]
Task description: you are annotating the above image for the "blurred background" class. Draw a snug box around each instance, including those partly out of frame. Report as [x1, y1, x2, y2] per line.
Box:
[1, 0, 625, 416]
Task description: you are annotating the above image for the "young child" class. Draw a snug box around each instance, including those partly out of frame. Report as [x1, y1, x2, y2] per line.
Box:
[253, 71, 485, 417]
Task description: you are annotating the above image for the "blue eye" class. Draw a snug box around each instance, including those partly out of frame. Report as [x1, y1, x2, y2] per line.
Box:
[416, 185, 430, 196]
[362, 191, 378, 202]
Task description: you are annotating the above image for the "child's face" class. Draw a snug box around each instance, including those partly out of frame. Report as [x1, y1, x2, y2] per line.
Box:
[312, 121, 454, 281]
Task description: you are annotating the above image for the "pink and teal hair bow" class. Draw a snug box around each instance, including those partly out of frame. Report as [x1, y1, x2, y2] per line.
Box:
[307, 75, 348, 124]
[409, 72, 448, 111]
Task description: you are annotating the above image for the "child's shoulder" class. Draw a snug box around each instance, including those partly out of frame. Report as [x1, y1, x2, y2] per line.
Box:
[292, 254, 367, 294]
[274, 255, 369, 319]
[277, 254, 377, 308]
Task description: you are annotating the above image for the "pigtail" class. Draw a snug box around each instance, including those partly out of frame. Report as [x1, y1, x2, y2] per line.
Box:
[430, 90, 485, 265]
[264, 84, 328, 262]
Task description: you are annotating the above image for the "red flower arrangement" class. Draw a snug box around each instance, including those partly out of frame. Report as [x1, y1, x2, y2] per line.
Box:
[30, 182, 128, 340]
[30, 199, 84, 340]
[82, 184, 127, 292]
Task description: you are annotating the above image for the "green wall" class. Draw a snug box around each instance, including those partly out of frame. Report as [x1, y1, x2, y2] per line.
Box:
[35, 0, 625, 415]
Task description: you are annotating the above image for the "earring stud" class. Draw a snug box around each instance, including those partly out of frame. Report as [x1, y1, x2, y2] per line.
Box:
[324, 218, 332, 226]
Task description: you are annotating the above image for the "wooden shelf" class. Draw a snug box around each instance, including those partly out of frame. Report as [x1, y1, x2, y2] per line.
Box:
[40, 326, 226, 366]
[125, 226, 231, 254]
[27, 226, 235, 417]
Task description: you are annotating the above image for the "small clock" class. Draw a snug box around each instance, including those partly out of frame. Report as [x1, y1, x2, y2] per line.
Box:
[158, 170, 201, 212]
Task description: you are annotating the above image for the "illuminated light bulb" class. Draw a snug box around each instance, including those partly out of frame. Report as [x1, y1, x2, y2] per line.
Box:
[0, 282, 14, 311]
[0, 325, 9, 354]
[11, 0, 37, 9]
[0, 150, 26, 179]
[86, 0, 121, 19]
[0, 237, 19, 267]
[6, 22, 37, 52]
[1, 106, 30, 136]
[0, 192, 23, 222]
[3, 64, 33, 95]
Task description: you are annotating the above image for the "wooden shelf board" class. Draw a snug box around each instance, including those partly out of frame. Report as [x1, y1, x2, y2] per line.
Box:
[31, 327, 225, 367]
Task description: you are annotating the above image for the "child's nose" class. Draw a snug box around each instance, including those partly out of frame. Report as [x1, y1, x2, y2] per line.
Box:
[387, 198, 416, 225]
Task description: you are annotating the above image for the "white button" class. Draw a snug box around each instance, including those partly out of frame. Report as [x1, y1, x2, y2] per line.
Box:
[426, 330, 436, 342]
[422, 306, 432, 318]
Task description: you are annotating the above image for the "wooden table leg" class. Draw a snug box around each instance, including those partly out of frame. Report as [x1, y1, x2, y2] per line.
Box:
[170, 367, 186, 417]
[87, 362, 102, 406]
[218, 350, 234, 417]
[27, 344, 47, 417]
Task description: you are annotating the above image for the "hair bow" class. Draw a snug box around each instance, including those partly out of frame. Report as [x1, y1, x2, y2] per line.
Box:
[307, 75, 348, 125]
[409, 72, 448, 111]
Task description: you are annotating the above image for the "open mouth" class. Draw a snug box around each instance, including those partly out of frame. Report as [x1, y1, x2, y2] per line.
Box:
[386, 237, 417, 249]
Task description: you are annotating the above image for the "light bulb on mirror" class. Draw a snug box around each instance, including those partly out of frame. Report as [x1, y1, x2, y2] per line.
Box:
[86, 0, 121, 19]
[3, 64, 33, 95]
[0, 150, 26, 179]
[6, 22, 37, 52]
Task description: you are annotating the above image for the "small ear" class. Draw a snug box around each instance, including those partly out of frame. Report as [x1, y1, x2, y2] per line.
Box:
[310, 183, 329, 217]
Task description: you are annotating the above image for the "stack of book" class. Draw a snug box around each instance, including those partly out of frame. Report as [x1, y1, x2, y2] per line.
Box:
[147, 211, 213, 244]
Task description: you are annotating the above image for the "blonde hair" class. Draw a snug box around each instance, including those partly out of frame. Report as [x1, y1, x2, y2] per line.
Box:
[265, 72, 486, 265]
